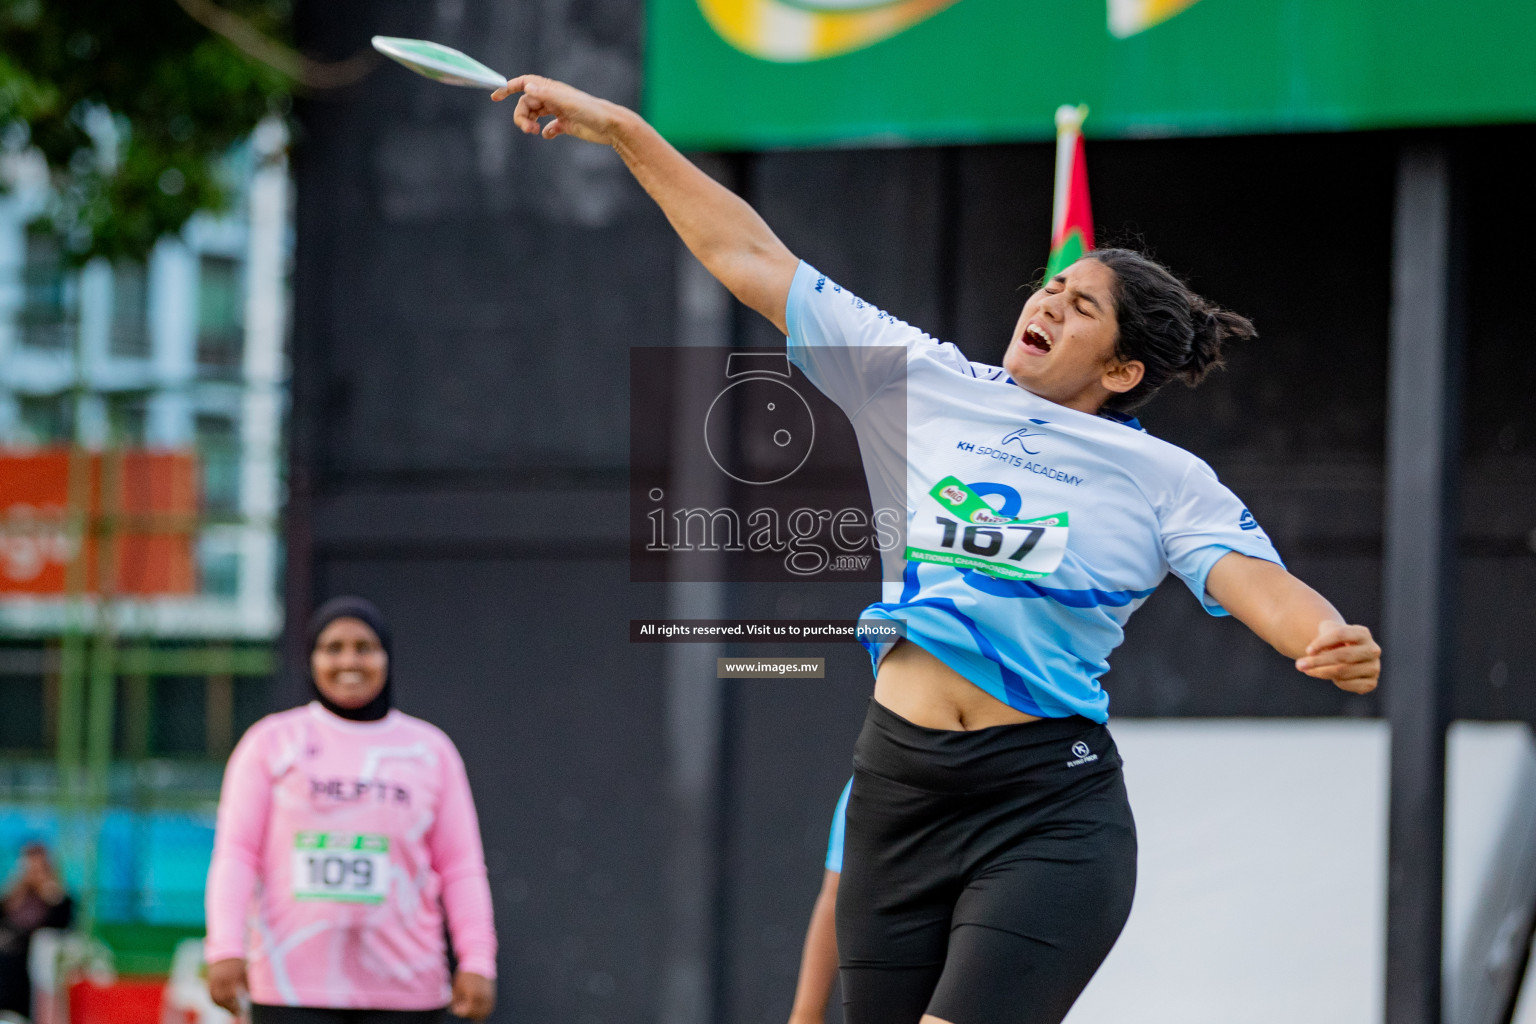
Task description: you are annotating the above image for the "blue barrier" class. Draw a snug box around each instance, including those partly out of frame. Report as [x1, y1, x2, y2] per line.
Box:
[0, 804, 215, 926]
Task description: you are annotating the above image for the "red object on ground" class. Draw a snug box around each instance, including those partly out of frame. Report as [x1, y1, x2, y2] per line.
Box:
[68, 977, 165, 1024]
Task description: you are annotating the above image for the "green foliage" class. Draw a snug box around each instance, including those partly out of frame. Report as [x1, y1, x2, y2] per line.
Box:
[0, 0, 292, 263]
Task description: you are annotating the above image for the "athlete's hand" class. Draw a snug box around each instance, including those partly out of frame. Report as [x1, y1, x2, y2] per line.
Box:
[206, 957, 248, 1016]
[450, 970, 496, 1020]
[1294, 622, 1380, 694]
[491, 75, 629, 145]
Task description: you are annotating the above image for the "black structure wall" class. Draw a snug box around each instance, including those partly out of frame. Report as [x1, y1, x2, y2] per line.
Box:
[290, 2, 1535, 1020]
[289, 2, 678, 1021]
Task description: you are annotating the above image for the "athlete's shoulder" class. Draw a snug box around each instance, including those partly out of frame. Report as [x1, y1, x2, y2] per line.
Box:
[1109, 429, 1244, 526]
[793, 263, 949, 351]
[1115, 427, 1211, 491]
[227, 705, 310, 768]
[1049, 403, 1194, 465]
[1118, 422, 1202, 465]
[794, 264, 913, 328]
[389, 710, 462, 752]
[1028, 404, 1209, 505]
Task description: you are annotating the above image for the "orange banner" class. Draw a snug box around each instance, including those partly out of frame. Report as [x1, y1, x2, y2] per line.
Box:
[0, 449, 198, 596]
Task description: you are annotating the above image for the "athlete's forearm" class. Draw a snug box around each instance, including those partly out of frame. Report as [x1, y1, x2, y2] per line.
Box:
[494, 76, 797, 328]
[430, 742, 499, 978]
[607, 109, 798, 332]
[1205, 551, 1343, 659]
[1254, 577, 1345, 660]
[204, 854, 258, 963]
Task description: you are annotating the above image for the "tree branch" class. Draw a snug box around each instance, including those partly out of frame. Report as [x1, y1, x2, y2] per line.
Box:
[170, 0, 377, 90]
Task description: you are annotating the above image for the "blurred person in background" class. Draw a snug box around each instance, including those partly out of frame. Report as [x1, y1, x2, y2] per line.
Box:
[489, 76, 1380, 1024]
[204, 597, 497, 1023]
[787, 779, 849, 1024]
[0, 842, 73, 1018]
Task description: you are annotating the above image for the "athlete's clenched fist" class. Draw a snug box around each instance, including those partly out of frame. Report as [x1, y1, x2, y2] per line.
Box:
[1295, 622, 1380, 693]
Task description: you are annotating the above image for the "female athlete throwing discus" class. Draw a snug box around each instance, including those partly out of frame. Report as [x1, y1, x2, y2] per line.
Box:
[490, 76, 1380, 1024]
[205, 597, 497, 1023]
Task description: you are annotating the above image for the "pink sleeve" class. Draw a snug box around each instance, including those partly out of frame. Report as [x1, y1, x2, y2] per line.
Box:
[204, 723, 271, 964]
[429, 736, 498, 979]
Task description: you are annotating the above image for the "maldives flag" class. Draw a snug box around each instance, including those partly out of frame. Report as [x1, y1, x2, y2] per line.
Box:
[1045, 104, 1094, 279]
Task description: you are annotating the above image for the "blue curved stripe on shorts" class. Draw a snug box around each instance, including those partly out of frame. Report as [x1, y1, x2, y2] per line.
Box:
[825, 777, 852, 873]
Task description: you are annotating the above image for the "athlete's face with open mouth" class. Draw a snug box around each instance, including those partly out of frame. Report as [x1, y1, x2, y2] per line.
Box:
[1003, 258, 1144, 414]
[312, 617, 389, 709]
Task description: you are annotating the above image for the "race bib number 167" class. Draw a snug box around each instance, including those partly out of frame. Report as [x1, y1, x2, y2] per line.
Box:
[905, 476, 1069, 581]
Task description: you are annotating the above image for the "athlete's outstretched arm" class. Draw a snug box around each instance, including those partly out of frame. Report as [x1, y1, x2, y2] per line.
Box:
[1205, 552, 1380, 694]
[492, 76, 798, 333]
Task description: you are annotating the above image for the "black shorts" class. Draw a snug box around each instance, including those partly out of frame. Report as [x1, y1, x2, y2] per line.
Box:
[836, 700, 1138, 1024]
[250, 1006, 444, 1024]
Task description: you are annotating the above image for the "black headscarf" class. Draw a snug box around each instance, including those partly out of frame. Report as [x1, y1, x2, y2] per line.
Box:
[306, 596, 393, 722]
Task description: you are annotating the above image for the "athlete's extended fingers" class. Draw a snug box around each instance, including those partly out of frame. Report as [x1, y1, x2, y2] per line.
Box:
[512, 77, 565, 132]
[511, 93, 549, 134]
[490, 74, 531, 102]
[520, 97, 562, 135]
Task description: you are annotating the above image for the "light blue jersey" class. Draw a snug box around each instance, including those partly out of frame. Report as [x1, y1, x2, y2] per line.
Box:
[786, 262, 1283, 722]
[825, 777, 852, 873]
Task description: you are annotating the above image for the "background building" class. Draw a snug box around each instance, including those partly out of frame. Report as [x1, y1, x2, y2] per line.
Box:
[0, 119, 288, 965]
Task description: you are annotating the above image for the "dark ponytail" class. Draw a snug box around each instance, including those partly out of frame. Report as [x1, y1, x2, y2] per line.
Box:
[1081, 248, 1257, 412]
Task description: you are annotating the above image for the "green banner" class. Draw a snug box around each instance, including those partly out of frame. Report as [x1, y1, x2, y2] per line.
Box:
[644, 0, 1536, 148]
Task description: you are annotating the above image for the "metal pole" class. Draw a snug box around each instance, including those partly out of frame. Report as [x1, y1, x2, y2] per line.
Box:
[659, 153, 735, 1024]
[1383, 144, 1460, 1024]
[80, 448, 122, 934]
[55, 280, 95, 922]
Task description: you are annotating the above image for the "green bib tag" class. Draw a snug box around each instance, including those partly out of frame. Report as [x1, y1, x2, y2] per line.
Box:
[905, 477, 1070, 581]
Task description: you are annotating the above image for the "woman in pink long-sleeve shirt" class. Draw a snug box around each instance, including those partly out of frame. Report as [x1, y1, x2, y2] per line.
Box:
[205, 596, 498, 1024]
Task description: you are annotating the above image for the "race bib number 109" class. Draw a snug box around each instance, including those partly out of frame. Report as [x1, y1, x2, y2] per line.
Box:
[291, 832, 391, 904]
[905, 476, 1069, 581]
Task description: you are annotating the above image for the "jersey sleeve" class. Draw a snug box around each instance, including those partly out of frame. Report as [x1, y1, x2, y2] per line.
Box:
[428, 735, 498, 979]
[1160, 457, 1285, 616]
[786, 261, 956, 417]
[205, 721, 272, 964]
[823, 777, 852, 874]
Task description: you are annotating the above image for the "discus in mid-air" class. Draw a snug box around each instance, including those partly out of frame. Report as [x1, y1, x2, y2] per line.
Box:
[370, 36, 506, 91]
